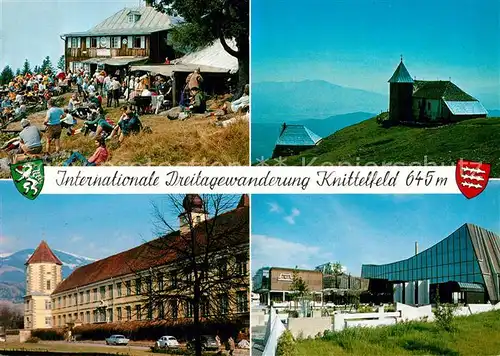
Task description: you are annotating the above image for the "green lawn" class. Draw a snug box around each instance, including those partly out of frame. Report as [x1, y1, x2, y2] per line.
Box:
[294, 310, 500, 356]
[265, 116, 500, 177]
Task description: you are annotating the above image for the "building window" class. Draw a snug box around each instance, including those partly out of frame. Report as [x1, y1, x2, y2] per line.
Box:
[108, 285, 113, 299]
[171, 272, 178, 288]
[219, 294, 229, 315]
[146, 276, 152, 294]
[71, 37, 79, 48]
[147, 304, 153, 320]
[45, 300, 51, 310]
[86, 311, 90, 324]
[45, 317, 51, 326]
[126, 281, 131, 296]
[46, 280, 51, 290]
[237, 291, 248, 313]
[117, 283, 122, 297]
[237, 254, 248, 276]
[136, 305, 142, 320]
[133, 36, 142, 48]
[158, 303, 165, 319]
[52, 299, 55, 310]
[128, 13, 141, 23]
[74, 293, 78, 306]
[86, 290, 90, 303]
[126, 306, 132, 321]
[90, 37, 98, 48]
[158, 273, 164, 291]
[218, 259, 228, 278]
[428, 102, 431, 110]
[108, 308, 113, 322]
[80, 292, 84, 304]
[93, 310, 97, 323]
[135, 278, 142, 295]
[111, 36, 121, 49]
[170, 300, 178, 320]
[93, 288, 98, 301]
[100, 286, 106, 300]
[185, 301, 193, 318]
[117, 307, 122, 321]
[63, 296, 66, 307]
[58, 297, 61, 308]
[201, 297, 209, 317]
[58, 315, 61, 326]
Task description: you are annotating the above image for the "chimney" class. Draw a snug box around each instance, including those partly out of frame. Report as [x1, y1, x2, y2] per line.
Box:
[415, 241, 419, 255]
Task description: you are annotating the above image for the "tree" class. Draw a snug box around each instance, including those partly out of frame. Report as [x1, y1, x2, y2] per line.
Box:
[132, 194, 249, 356]
[40, 56, 53, 74]
[289, 267, 310, 312]
[57, 55, 65, 71]
[15, 68, 21, 76]
[22, 59, 31, 75]
[0, 303, 23, 330]
[33, 65, 41, 74]
[155, 0, 249, 96]
[0, 65, 14, 85]
[329, 262, 343, 289]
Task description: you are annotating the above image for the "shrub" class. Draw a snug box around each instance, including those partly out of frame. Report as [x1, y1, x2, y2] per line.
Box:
[25, 336, 40, 343]
[356, 305, 374, 313]
[276, 330, 296, 356]
[434, 303, 457, 332]
[31, 328, 65, 340]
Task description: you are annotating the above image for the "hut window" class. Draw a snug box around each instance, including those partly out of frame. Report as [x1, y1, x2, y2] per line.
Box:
[90, 37, 98, 48]
[427, 102, 431, 110]
[71, 38, 79, 48]
[112, 36, 121, 49]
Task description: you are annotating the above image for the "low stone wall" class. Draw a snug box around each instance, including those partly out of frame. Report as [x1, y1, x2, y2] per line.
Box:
[288, 317, 331, 338]
[19, 329, 31, 343]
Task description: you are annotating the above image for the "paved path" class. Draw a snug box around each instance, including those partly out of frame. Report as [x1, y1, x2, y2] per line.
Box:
[50, 341, 149, 350]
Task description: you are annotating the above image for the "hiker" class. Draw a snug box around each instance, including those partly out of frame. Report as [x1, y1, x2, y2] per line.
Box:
[187, 68, 203, 91]
[111, 77, 121, 108]
[60, 109, 76, 136]
[63, 135, 108, 166]
[67, 93, 80, 111]
[83, 107, 114, 137]
[223, 84, 250, 114]
[115, 109, 142, 143]
[215, 334, 222, 355]
[188, 87, 206, 114]
[3, 119, 42, 155]
[106, 106, 129, 140]
[228, 337, 235, 356]
[44, 99, 63, 153]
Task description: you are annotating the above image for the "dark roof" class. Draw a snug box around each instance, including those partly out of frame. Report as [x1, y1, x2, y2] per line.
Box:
[388, 60, 414, 83]
[62, 7, 182, 37]
[275, 124, 322, 147]
[52, 200, 249, 295]
[413, 80, 477, 101]
[26, 241, 63, 266]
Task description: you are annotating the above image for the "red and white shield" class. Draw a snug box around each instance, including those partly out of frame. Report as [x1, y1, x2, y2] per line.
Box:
[455, 160, 491, 199]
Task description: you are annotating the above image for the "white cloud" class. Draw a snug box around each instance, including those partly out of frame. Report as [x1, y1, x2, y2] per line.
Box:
[284, 208, 300, 225]
[70, 236, 82, 243]
[267, 202, 282, 213]
[251, 234, 334, 272]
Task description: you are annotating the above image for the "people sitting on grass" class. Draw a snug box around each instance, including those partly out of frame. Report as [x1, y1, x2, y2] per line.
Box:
[60, 109, 76, 136]
[2, 119, 43, 158]
[188, 87, 206, 114]
[88, 92, 101, 108]
[67, 93, 80, 111]
[44, 99, 63, 153]
[63, 135, 109, 166]
[83, 107, 114, 137]
[223, 84, 249, 114]
[106, 108, 142, 143]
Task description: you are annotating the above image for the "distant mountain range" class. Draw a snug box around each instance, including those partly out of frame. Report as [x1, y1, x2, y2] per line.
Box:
[252, 80, 388, 123]
[487, 109, 500, 117]
[252, 112, 375, 162]
[0, 249, 95, 303]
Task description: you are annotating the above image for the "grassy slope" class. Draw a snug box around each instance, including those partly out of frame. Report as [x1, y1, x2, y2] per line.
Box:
[295, 310, 500, 356]
[0, 94, 249, 169]
[267, 116, 500, 176]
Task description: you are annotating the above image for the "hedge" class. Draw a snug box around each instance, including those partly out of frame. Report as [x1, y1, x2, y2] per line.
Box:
[31, 328, 65, 340]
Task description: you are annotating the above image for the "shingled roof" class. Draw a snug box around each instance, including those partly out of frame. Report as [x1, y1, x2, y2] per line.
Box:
[26, 241, 63, 266]
[413, 80, 477, 101]
[52, 198, 249, 295]
[275, 124, 322, 147]
[62, 7, 182, 37]
[388, 60, 414, 83]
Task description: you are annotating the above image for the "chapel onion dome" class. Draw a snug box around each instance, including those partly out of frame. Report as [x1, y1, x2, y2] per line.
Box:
[182, 194, 205, 213]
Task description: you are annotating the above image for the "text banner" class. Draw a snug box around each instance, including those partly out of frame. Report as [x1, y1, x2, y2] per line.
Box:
[41, 166, 464, 194]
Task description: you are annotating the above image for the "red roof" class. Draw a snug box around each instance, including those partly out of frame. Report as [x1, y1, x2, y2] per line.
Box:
[52, 201, 249, 295]
[26, 241, 63, 266]
[238, 194, 249, 208]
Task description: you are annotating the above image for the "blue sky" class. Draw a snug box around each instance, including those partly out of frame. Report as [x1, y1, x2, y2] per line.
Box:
[0, 182, 237, 259]
[251, 181, 500, 276]
[252, 0, 500, 101]
[0, 0, 139, 71]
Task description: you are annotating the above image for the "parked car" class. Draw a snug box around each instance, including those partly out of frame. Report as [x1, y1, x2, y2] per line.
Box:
[105, 334, 129, 346]
[156, 335, 180, 349]
[187, 335, 219, 351]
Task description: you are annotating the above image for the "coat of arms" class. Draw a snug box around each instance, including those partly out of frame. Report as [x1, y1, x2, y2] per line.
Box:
[10, 159, 45, 200]
[455, 160, 490, 199]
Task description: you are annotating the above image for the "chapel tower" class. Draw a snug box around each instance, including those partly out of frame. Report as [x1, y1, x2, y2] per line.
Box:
[388, 58, 414, 122]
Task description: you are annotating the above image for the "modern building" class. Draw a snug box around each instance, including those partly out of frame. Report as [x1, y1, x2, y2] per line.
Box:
[388, 59, 488, 123]
[25, 194, 249, 330]
[315, 263, 369, 302]
[361, 223, 500, 305]
[61, 1, 181, 73]
[271, 124, 322, 158]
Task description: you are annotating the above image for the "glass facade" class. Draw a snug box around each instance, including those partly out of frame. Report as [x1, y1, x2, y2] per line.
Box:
[362, 225, 483, 285]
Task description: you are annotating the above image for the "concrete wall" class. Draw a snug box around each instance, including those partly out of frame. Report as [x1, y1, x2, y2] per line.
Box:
[19, 330, 31, 343]
[288, 317, 331, 338]
[27, 263, 62, 295]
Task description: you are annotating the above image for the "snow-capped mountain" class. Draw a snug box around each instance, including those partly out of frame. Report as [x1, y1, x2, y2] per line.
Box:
[0, 249, 95, 303]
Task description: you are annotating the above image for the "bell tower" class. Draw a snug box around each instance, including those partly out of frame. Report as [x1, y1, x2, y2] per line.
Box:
[388, 57, 414, 122]
[24, 241, 63, 330]
[179, 194, 208, 234]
